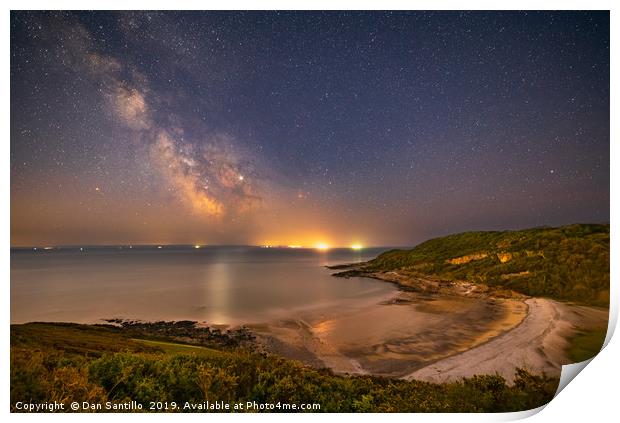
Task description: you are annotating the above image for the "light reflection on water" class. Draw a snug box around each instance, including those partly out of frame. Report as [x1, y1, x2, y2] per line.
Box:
[11, 246, 397, 325]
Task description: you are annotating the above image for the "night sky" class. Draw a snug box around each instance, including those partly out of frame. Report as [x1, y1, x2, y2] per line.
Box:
[10, 11, 609, 247]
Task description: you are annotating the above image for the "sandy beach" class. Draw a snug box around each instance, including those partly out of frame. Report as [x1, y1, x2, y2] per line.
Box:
[406, 297, 607, 383]
[250, 272, 608, 382]
[250, 288, 528, 377]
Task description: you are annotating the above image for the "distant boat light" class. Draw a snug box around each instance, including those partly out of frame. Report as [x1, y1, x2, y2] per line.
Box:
[194, 245, 201, 249]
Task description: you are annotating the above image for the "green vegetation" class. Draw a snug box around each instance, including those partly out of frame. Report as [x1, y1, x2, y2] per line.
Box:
[10, 322, 161, 355]
[368, 224, 609, 306]
[133, 339, 224, 357]
[565, 327, 608, 363]
[11, 224, 607, 412]
[11, 322, 558, 412]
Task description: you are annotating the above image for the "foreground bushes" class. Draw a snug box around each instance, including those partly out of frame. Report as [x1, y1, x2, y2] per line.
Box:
[11, 346, 558, 412]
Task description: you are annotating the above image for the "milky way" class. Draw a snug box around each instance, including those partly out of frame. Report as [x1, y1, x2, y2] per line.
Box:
[11, 11, 609, 246]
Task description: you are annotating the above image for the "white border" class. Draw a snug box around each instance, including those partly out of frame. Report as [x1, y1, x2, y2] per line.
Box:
[3, 1, 617, 422]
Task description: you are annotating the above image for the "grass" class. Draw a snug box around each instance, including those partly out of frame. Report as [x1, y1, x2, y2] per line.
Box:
[132, 338, 224, 357]
[10, 322, 161, 356]
[565, 327, 608, 363]
[10, 322, 230, 359]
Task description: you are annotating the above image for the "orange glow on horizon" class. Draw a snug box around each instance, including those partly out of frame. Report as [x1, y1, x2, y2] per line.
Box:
[257, 231, 367, 250]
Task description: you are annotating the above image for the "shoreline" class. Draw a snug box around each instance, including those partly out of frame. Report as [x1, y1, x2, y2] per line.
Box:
[251, 296, 528, 378]
[11, 266, 609, 384]
[249, 270, 531, 378]
[250, 267, 607, 382]
[405, 297, 608, 383]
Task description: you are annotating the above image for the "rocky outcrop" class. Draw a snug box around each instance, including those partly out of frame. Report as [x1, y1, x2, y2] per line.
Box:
[497, 252, 513, 263]
[446, 253, 488, 265]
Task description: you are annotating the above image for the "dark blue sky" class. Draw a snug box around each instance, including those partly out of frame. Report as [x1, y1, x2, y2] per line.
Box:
[11, 11, 609, 246]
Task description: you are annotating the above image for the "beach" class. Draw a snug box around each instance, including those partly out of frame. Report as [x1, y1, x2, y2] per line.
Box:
[10, 247, 609, 383]
[250, 270, 608, 382]
[406, 297, 608, 383]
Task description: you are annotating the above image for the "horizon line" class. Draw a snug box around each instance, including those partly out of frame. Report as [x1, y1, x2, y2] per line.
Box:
[10, 243, 411, 250]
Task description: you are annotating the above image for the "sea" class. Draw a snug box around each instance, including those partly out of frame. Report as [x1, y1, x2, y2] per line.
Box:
[10, 245, 397, 325]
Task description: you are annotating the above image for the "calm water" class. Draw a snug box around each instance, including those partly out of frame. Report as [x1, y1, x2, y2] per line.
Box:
[11, 246, 396, 324]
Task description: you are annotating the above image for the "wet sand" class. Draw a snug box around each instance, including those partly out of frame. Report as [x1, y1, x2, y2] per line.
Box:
[249, 273, 608, 382]
[250, 290, 529, 378]
[406, 298, 608, 383]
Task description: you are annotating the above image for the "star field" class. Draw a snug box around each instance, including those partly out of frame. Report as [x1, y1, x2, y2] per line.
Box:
[10, 11, 609, 246]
